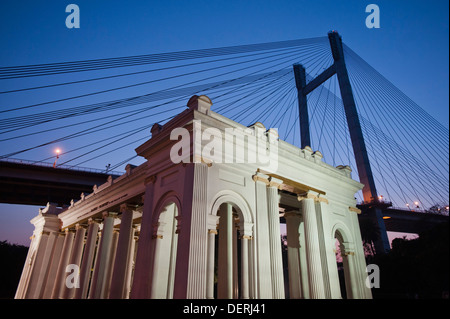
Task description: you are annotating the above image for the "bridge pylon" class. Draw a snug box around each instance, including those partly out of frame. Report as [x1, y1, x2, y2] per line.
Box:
[293, 31, 390, 254]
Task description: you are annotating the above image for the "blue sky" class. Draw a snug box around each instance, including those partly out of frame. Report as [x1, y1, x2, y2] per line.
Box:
[0, 0, 448, 245]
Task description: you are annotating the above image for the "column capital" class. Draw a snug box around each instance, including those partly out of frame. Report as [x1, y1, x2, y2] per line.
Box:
[268, 176, 283, 189]
[88, 218, 99, 225]
[119, 203, 135, 214]
[252, 171, 269, 185]
[75, 223, 86, 230]
[102, 212, 118, 219]
[207, 214, 220, 231]
[315, 195, 329, 204]
[297, 191, 318, 201]
[349, 206, 361, 214]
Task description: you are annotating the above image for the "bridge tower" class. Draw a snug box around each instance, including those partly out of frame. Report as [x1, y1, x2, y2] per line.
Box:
[293, 31, 390, 254]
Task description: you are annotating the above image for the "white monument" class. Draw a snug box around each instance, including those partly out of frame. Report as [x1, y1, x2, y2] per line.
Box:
[15, 95, 372, 299]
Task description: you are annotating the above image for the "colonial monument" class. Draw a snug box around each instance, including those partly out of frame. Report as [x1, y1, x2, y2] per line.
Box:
[15, 94, 372, 299]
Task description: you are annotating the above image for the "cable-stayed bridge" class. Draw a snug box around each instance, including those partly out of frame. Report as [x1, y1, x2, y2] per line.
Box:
[0, 32, 448, 253]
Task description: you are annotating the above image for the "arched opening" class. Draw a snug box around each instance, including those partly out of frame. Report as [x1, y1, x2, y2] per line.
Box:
[215, 202, 242, 299]
[151, 201, 179, 299]
[334, 234, 347, 299]
[208, 197, 253, 299]
[333, 228, 354, 299]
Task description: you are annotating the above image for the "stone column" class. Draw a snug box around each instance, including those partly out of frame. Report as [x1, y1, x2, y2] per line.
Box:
[285, 211, 302, 299]
[104, 230, 119, 297]
[51, 229, 75, 299]
[109, 204, 135, 299]
[62, 224, 86, 299]
[206, 215, 219, 299]
[266, 176, 285, 299]
[218, 203, 233, 299]
[24, 231, 51, 299]
[41, 232, 65, 298]
[130, 176, 156, 299]
[239, 221, 253, 300]
[299, 192, 325, 299]
[124, 227, 137, 299]
[75, 219, 99, 299]
[341, 242, 358, 299]
[89, 212, 117, 299]
[252, 172, 273, 298]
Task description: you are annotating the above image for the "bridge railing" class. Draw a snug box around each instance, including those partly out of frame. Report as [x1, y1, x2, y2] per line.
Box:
[388, 205, 449, 216]
[0, 157, 124, 176]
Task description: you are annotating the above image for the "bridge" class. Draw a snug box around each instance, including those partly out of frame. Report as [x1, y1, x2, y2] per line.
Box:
[0, 158, 120, 207]
[0, 31, 448, 253]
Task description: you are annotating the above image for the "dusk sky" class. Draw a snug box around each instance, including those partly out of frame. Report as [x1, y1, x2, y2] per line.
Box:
[0, 0, 448, 246]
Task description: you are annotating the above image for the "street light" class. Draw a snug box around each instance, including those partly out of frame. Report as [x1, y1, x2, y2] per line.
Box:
[53, 148, 61, 168]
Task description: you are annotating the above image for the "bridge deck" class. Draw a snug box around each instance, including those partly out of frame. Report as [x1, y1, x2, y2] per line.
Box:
[0, 160, 121, 206]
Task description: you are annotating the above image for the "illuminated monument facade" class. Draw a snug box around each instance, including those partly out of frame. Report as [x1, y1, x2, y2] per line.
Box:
[15, 95, 372, 299]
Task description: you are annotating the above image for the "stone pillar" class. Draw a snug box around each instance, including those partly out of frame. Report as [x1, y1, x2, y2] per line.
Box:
[75, 219, 99, 299]
[252, 172, 273, 298]
[109, 204, 135, 299]
[173, 163, 209, 299]
[51, 229, 75, 299]
[285, 211, 302, 299]
[19, 205, 62, 299]
[89, 212, 117, 299]
[130, 176, 156, 299]
[41, 233, 65, 298]
[298, 216, 310, 298]
[104, 230, 119, 297]
[206, 215, 219, 299]
[124, 227, 137, 299]
[341, 242, 357, 299]
[218, 203, 233, 299]
[24, 231, 51, 298]
[62, 224, 86, 299]
[239, 221, 253, 299]
[299, 192, 325, 299]
[266, 176, 285, 299]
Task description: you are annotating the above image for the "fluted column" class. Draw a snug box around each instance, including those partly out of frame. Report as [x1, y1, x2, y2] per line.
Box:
[266, 176, 285, 299]
[341, 242, 358, 299]
[62, 224, 86, 299]
[109, 204, 135, 299]
[130, 177, 156, 299]
[75, 219, 99, 299]
[124, 227, 137, 299]
[41, 232, 65, 298]
[89, 212, 117, 299]
[252, 172, 273, 298]
[218, 203, 233, 299]
[51, 229, 75, 299]
[299, 192, 325, 299]
[206, 215, 219, 299]
[285, 211, 302, 299]
[239, 221, 253, 299]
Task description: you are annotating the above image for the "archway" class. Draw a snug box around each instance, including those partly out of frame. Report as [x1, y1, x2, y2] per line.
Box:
[332, 224, 355, 299]
[209, 192, 253, 299]
[150, 197, 180, 299]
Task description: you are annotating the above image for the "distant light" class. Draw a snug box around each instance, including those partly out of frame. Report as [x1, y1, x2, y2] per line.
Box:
[378, 195, 383, 200]
[55, 149, 61, 154]
[406, 203, 410, 206]
[382, 216, 391, 220]
[414, 201, 419, 206]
